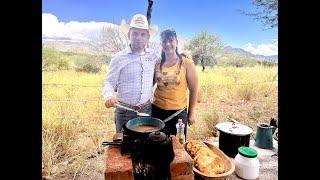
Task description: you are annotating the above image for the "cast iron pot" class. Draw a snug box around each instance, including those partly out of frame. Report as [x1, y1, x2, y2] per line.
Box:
[145, 131, 174, 164]
[216, 121, 253, 158]
[146, 131, 174, 179]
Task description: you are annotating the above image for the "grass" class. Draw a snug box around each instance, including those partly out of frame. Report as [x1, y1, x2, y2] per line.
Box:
[42, 65, 278, 179]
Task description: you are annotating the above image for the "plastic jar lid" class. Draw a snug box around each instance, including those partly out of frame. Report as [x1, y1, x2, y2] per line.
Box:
[238, 146, 257, 158]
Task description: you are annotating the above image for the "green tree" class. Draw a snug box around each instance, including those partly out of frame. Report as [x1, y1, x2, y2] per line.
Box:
[240, 0, 278, 29]
[188, 30, 223, 71]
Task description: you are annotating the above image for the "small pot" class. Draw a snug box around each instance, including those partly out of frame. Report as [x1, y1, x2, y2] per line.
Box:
[216, 121, 253, 158]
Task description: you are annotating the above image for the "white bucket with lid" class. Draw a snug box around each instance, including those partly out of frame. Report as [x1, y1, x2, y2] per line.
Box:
[235, 146, 260, 179]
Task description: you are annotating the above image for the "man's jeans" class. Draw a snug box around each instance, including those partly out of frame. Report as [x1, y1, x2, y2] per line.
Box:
[114, 103, 152, 133]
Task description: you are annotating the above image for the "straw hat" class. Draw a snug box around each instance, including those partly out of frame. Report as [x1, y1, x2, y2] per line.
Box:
[119, 14, 158, 37]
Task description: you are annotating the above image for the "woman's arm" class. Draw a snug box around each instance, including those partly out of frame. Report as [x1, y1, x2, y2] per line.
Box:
[186, 62, 199, 125]
[153, 59, 161, 86]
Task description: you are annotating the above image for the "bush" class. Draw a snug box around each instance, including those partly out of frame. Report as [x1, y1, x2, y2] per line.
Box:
[237, 85, 255, 102]
[75, 59, 102, 73]
[100, 54, 112, 64]
[260, 60, 277, 67]
[202, 109, 220, 137]
[42, 48, 70, 71]
[57, 59, 70, 70]
[81, 63, 101, 73]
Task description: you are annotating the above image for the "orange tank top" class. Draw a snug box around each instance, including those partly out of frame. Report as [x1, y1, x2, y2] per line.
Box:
[153, 56, 193, 110]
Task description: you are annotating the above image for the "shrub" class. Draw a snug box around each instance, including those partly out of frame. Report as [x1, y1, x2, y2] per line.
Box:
[57, 59, 70, 70]
[237, 85, 255, 101]
[42, 48, 70, 71]
[202, 109, 220, 137]
[75, 59, 102, 73]
[82, 63, 101, 73]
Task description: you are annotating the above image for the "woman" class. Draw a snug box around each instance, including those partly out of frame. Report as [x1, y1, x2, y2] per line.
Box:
[152, 29, 199, 139]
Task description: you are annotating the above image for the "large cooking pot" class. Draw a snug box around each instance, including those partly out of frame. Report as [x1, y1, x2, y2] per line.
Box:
[216, 121, 253, 158]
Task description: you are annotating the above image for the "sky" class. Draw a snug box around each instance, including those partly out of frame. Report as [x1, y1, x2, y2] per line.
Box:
[42, 0, 278, 56]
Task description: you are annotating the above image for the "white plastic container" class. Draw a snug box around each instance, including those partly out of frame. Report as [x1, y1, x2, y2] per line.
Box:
[235, 146, 260, 179]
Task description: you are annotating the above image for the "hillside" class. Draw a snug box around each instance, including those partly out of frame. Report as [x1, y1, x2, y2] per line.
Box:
[42, 39, 278, 64]
[223, 46, 278, 61]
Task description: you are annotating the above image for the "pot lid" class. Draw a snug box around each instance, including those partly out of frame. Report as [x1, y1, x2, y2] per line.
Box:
[216, 122, 253, 136]
[148, 131, 167, 142]
[238, 146, 257, 158]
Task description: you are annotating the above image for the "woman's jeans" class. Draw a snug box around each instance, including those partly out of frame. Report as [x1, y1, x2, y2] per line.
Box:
[151, 104, 188, 139]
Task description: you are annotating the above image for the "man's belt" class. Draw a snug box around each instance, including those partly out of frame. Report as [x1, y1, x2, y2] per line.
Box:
[118, 100, 151, 111]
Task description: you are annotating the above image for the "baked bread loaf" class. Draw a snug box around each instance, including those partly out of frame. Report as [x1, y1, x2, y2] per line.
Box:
[186, 140, 207, 157]
[186, 140, 225, 176]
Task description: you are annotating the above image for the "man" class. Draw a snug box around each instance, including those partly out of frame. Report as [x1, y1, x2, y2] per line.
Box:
[103, 14, 159, 132]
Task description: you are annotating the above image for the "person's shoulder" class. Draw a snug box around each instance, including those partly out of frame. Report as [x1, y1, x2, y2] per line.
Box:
[112, 48, 129, 59]
[145, 48, 160, 64]
[146, 47, 161, 60]
[181, 52, 194, 65]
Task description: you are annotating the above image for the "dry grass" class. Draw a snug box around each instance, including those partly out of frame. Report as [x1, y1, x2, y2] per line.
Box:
[42, 65, 278, 179]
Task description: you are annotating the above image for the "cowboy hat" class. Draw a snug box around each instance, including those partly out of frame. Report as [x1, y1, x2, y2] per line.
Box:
[119, 14, 158, 37]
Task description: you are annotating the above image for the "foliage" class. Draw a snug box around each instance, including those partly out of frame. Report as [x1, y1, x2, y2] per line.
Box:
[42, 48, 111, 72]
[258, 59, 277, 67]
[74, 58, 102, 73]
[217, 54, 277, 67]
[240, 0, 278, 29]
[42, 49, 70, 71]
[188, 30, 224, 71]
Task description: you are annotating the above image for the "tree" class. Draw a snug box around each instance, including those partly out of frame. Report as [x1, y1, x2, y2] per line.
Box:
[240, 0, 278, 29]
[188, 30, 224, 71]
[90, 25, 128, 54]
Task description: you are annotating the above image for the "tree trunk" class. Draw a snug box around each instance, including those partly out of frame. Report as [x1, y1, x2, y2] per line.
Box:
[147, 0, 153, 24]
[201, 56, 205, 72]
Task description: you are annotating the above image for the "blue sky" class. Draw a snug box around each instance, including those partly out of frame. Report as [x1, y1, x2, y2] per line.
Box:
[42, 0, 278, 55]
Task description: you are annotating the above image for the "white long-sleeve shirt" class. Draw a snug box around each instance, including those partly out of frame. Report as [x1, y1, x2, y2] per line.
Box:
[103, 47, 159, 106]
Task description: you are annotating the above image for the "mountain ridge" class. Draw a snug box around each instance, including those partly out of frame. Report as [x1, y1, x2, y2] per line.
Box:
[223, 46, 278, 61]
[42, 39, 278, 61]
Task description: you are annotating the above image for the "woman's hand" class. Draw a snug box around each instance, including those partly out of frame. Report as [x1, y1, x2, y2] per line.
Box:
[188, 113, 196, 126]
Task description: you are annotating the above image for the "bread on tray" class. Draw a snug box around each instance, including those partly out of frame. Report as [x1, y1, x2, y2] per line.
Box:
[186, 140, 225, 176]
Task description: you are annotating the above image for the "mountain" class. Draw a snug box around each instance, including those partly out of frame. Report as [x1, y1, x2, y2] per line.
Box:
[42, 39, 97, 53]
[223, 46, 278, 61]
[42, 39, 278, 61]
[42, 39, 162, 55]
[254, 54, 278, 61]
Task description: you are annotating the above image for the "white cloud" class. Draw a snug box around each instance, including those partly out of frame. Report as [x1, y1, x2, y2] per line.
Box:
[42, 13, 118, 41]
[243, 41, 278, 56]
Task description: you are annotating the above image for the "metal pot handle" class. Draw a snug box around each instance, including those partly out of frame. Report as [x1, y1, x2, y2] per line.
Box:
[102, 141, 122, 146]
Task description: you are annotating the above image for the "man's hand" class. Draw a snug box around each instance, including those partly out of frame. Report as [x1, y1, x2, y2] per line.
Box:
[104, 97, 118, 108]
[188, 113, 196, 126]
